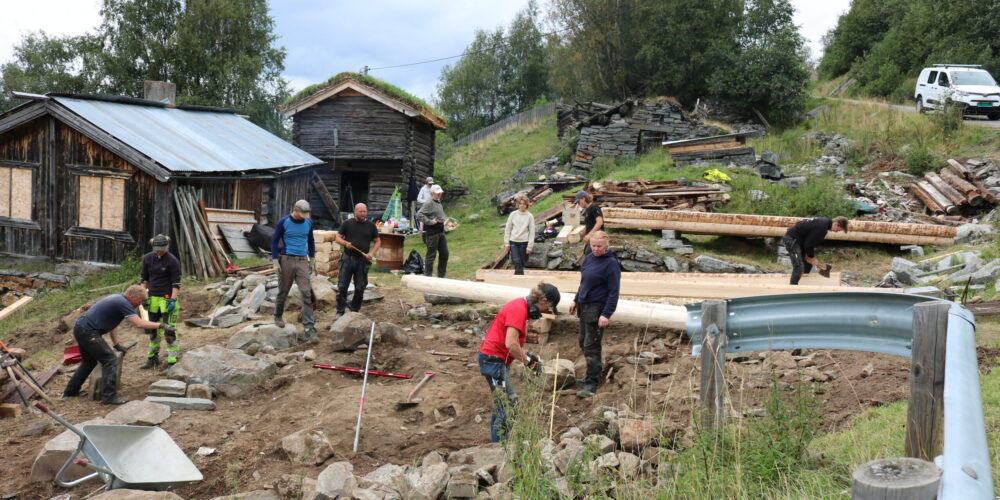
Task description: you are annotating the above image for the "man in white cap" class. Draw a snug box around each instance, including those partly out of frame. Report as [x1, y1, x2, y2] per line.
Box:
[417, 184, 449, 277]
[270, 199, 318, 343]
[416, 176, 434, 206]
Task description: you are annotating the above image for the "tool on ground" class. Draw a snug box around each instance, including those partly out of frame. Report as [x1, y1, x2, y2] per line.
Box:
[2, 354, 55, 405]
[312, 364, 412, 380]
[0, 339, 49, 401]
[353, 323, 377, 452]
[818, 264, 833, 278]
[396, 371, 436, 410]
[34, 401, 203, 490]
[3, 358, 29, 406]
[427, 350, 463, 357]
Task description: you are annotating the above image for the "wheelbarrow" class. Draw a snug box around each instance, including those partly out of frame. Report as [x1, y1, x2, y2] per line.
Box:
[33, 401, 203, 490]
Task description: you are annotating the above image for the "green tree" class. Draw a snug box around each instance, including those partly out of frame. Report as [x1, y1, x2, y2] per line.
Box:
[708, 0, 809, 124]
[816, 0, 902, 79]
[97, 0, 181, 97]
[0, 32, 101, 111]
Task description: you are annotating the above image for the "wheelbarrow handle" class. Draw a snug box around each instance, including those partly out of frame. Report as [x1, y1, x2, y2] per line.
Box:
[73, 457, 114, 476]
[34, 401, 86, 439]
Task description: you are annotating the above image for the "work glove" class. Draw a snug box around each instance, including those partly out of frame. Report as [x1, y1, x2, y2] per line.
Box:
[525, 353, 543, 375]
[166, 298, 176, 312]
[113, 343, 127, 354]
[159, 322, 176, 334]
[272, 258, 280, 273]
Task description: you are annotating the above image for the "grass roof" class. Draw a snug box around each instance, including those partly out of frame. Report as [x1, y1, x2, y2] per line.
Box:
[283, 72, 443, 120]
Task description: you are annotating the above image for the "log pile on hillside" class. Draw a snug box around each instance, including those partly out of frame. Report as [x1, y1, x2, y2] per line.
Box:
[567, 179, 730, 211]
[910, 159, 996, 215]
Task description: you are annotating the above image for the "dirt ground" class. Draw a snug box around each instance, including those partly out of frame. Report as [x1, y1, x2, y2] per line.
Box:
[0, 281, 930, 499]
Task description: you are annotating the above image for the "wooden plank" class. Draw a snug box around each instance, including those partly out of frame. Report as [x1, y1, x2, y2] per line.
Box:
[102, 177, 125, 231]
[568, 225, 586, 243]
[476, 269, 844, 284]
[0, 167, 9, 218]
[203, 208, 257, 224]
[10, 167, 32, 219]
[311, 171, 341, 217]
[218, 225, 258, 259]
[555, 225, 574, 243]
[78, 176, 102, 229]
[668, 141, 743, 154]
[700, 300, 727, 429]
[0, 403, 21, 418]
[0, 296, 33, 321]
[906, 301, 949, 461]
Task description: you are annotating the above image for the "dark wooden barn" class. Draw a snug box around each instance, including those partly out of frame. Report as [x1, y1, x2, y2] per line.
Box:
[0, 91, 321, 265]
[281, 73, 446, 228]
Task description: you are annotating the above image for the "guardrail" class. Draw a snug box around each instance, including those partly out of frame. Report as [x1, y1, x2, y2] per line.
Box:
[685, 292, 992, 499]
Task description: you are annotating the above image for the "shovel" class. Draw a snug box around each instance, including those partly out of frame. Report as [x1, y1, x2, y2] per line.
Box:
[396, 371, 436, 410]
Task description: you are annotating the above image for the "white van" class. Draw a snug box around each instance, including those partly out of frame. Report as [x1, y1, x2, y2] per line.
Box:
[915, 65, 1000, 120]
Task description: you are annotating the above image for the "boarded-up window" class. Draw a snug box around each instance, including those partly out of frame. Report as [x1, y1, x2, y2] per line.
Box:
[0, 167, 33, 220]
[78, 176, 125, 231]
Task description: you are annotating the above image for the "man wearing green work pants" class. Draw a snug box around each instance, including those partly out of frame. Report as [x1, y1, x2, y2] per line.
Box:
[139, 234, 182, 369]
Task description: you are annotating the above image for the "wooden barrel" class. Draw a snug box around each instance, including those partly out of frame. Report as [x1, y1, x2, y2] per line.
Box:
[375, 233, 405, 272]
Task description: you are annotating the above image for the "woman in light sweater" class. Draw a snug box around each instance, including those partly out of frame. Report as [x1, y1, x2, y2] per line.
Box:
[503, 196, 535, 275]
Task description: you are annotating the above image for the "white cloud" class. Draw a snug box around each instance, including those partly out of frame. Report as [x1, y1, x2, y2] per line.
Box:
[0, 0, 102, 64]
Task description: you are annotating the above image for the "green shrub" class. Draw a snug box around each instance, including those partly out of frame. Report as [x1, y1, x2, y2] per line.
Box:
[904, 146, 937, 176]
[721, 173, 854, 219]
[932, 101, 965, 138]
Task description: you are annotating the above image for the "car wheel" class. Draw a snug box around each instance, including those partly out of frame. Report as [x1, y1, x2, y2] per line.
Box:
[989, 112, 1000, 121]
[916, 97, 926, 114]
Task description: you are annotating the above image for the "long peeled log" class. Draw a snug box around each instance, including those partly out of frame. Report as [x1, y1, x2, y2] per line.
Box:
[939, 169, 985, 207]
[911, 184, 946, 215]
[925, 172, 967, 207]
[915, 181, 959, 216]
[401, 275, 688, 330]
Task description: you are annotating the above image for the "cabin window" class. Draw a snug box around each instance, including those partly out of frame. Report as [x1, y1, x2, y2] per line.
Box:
[0, 167, 34, 220]
[78, 175, 125, 231]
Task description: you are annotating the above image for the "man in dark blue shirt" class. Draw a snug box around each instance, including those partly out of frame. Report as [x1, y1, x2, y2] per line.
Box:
[271, 199, 318, 343]
[63, 286, 175, 405]
[569, 231, 620, 399]
[139, 234, 182, 370]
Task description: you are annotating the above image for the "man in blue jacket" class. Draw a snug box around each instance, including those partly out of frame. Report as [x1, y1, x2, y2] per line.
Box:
[568, 231, 620, 399]
[271, 199, 318, 344]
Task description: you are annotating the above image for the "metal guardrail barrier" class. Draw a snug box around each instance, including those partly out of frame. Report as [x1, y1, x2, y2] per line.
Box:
[684, 292, 993, 499]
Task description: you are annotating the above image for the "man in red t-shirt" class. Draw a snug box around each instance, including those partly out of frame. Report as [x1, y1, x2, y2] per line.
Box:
[477, 282, 560, 442]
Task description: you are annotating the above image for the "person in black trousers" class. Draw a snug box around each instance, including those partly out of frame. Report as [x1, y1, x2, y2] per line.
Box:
[569, 231, 620, 399]
[783, 216, 848, 285]
[334, 203, 381, 316]
[63, 285, 176, 405]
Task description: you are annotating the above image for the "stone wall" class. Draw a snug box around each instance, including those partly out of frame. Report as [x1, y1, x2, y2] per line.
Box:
[0, 270, 70, 306]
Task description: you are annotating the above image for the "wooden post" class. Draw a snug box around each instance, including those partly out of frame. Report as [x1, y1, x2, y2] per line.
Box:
[906, 301, 949, 461]
[700, 299, 727, 429]
[851, 457, 941, 499]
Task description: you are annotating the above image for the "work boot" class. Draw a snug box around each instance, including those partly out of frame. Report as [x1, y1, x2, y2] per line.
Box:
[274, 315, 286, 328]
[139, 357, 160, 370]
[305, 327, 319, 345]
[102, 396, 129, 405]
[576, 385, 596, 399]
[61, 390, 87, 399]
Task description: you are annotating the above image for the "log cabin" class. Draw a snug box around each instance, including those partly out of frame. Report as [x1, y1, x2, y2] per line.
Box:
[281, 73, 446, 228]
[0, 89, 321, 265]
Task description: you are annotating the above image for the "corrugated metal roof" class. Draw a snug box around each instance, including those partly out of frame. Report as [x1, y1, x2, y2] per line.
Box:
[53, 96, 322, 174]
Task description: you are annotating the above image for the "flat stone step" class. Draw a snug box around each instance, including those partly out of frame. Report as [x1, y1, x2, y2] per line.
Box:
[147, 379, 187, 397]
[144, 396, 216, 411]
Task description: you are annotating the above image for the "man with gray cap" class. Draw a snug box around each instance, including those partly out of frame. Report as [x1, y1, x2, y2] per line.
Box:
[271, 199, 318, 343]
[139, 234, 182, 369]
[416, 176, 434, 207]
[417, 184, 449, 277]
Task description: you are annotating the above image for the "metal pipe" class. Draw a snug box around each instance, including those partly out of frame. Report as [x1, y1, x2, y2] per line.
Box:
[938, 305, 993, 499]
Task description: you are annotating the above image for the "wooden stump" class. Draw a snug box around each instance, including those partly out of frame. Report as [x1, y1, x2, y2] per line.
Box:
[851, 457, 941, 499]
[699, 299, 727, 429]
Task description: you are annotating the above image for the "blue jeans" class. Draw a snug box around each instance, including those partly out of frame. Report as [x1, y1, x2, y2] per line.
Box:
[478, 352, 517, 442]
[337, 256, 370, 314]
[509, 241, 528, 275]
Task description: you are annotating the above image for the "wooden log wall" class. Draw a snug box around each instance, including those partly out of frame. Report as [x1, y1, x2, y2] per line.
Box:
[272, 170, 312, 223]
[0, 119, 46, 258]
[182, 179, 264, 220]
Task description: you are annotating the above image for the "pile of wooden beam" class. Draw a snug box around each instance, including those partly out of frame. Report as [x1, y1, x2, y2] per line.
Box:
[566, 179, 729, 211]
[664, 132, 756, 167]
[313, 230, 342, 278]
[496, 184, 555, 216]
[476, 269, 903, 300]
[910, 159, 996, 215]
[172, 186, 231, 279]
[602, 208, 957, 246]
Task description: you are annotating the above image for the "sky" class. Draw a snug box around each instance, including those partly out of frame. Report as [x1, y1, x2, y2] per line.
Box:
[0, 0, 852, 102]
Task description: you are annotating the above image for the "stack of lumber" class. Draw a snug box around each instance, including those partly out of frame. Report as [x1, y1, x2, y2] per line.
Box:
[555, 225, 586, 243]
[910, 159, 996, 215]
[475, 269, 903, 300]
[497, 184, 554, 216]
[313, 230, 341, 277]
[663, 132, 755, 167]
[602, 208, 956, 246]
[566, 179, 729, 211]
[172, 186, 231, 279]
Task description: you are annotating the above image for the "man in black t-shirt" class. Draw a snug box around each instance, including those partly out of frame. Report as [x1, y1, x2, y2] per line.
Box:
[783, 216, 849, 285]
[575, 191, 604, 255]
[334, 203, 381, 315]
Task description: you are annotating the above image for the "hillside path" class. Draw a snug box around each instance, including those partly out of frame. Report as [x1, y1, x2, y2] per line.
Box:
[820, 97, 1000, 129]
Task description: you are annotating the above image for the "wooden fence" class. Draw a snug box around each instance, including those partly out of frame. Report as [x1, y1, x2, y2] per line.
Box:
[450, 103, 556, 148]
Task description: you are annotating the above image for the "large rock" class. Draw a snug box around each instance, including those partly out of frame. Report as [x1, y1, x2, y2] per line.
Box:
[147, 379, 187, 397]
[616, 418, 657, 451]
[378, 322, 409, 345]
[361, 464, 407, 491]
[312, 276, 338, 309]
[31, 418, 115, 483]
[695, 255, 754, 273]
[447, 443, 505, 470]
[954, 223, 994, 244]
[315, 461, 358, 499]
[281, 429, 335, 465]
[226, 323, 300, 351]
[424, 293, 469, 305]
[144, 396, 216, 411]
[91, 491, 185, 500]
[242, 274, 269, 290]
[329, 312, 374, 351]
[970, 259, 1000, 285]
[584, 434, 616, 454]
[240, 283, 268, 313]
[543, 358, 576, 390]
[168, 345, 277, 397]
[891, 257, 917, 285]
[404, 462, 448, 500]
[105, 400, 172, 426]
[209, 490, 280, 500]
[553, 439, 584, 475]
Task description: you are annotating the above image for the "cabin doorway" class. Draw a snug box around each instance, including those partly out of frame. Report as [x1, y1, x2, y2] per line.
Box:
[340, 171, 369, 209]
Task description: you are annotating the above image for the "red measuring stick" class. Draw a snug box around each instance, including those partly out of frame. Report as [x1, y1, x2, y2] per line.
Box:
[312, 364, 412, 379]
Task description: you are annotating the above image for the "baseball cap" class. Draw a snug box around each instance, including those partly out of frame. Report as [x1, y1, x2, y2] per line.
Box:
[294, 199, 311, 213]
[430, 184, 444, 195]
[150, 234, 170, 251]
[539, 283, 561, 315]
[574, 190, 588, 202]
[425, 176, 434, 183]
